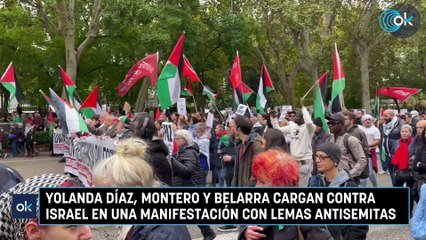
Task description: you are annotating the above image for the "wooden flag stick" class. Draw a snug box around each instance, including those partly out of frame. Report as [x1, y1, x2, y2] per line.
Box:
[302, 80, 319, 99]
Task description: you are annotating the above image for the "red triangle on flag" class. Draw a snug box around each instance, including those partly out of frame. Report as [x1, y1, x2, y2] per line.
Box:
[169, 33, 185, 67]
[183, 55, 200, 82]
[59, 65, 75, 86]
[80, 86, 99, 110]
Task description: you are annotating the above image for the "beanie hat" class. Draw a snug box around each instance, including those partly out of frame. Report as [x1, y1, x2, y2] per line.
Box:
[313, 117, 323, 128]
[316, 142, 341, 165]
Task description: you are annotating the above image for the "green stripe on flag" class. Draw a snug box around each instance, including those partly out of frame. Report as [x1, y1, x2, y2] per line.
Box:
[157, 63, 178, 110]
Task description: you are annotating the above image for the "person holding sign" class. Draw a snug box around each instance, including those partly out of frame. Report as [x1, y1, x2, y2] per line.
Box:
[239, 149, 332, 240]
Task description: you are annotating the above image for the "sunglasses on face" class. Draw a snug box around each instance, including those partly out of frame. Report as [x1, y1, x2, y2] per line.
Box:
[327, 121, 340, 126]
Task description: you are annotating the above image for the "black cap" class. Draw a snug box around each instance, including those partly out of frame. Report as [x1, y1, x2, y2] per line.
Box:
[326, 112, 344, 123]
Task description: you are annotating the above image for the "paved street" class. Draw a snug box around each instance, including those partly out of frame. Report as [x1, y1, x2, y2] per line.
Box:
[2, 153, 412, 240]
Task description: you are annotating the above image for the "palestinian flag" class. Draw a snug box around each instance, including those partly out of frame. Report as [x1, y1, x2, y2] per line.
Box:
[49, 88, 88, 134]
[181, 80, 193, 97]
[256, 63, 274, 114]
[217, 131, 231, 147]
[202, 85, 218, 103]
[0, 62, 25, 111]
[59, 65, 78, 107]
[234, 83, 254, 106]
[313, 71, 329, 131]
[183, 55, 200, 82]
[331, 43, 346, 113]
[157, 33, 184, 110]
[79, 86, 102, 119]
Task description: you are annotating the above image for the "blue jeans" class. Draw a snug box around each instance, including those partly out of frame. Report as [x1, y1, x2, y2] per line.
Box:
[12, 141, 18, 156]
[218, 167, 227, 187]
[360, 157, 378, 187]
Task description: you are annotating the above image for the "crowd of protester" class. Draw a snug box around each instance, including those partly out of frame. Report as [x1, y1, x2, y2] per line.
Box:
[1, 101, 426, 240]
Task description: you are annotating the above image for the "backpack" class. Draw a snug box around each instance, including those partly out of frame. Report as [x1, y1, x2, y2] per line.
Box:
[343, 133, 369, 179]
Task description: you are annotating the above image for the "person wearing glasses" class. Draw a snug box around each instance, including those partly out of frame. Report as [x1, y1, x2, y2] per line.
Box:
[240, 149, 332, 240]
[326, 113, 367, 185]
[314, 142, 361, 240]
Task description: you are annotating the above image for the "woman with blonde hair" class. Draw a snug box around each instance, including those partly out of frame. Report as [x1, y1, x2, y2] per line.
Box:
[93, 138, 191, 240]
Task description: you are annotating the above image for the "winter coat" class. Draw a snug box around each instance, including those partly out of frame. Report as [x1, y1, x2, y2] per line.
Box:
[172, 144, 205, 186]
[316, 169, 367, 240]
[238, 225, 332, 240]
[209, 131, 221, 170]
[414, 145, 426, 180]
[148, 139, 173, 186]
[127, 225, 191, 240]
[233, 132, 263, 187]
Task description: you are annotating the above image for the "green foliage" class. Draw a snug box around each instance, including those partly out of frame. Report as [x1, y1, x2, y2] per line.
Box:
[0, 0, 423, 111]
[35, 131, 52, 145]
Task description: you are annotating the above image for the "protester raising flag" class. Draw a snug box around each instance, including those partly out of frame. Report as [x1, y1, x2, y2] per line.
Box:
[79, 86, 102, 119]
[117, 52, 159, 97]
[202, 85, 218, 103]
[183, 55, 200, 83]
[0, 63, 25, 111]
[331, 43, 346, 113]
[314, 71, 329, 131]
[49, 88, 88, 135]
[256, 63, 274, 114]
[157, 33, 184, 110]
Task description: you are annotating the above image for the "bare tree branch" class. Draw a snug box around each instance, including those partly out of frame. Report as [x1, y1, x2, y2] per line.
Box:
[76, 0, 102, 63]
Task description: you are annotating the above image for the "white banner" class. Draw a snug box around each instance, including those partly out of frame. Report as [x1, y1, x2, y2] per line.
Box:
[162, 122, 174, 156]
[177, 98, 187, 115]
[64, 136, 116, 187]
[53, 129, 67, 155]
[206, 112, 214, 128]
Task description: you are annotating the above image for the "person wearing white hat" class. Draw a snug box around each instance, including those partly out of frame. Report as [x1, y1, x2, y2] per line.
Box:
[411, 110, 420, 125]
[359, 114, 381, 187]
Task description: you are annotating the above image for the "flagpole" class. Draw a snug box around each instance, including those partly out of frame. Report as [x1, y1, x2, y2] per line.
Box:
[302, 80, 319, 99]
[191, 94, 199, 113]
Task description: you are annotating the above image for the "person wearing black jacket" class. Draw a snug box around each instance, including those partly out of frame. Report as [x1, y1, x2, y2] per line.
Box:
[413, 127, 426, 196]
[172, 129, 216, 240]
[148, 137, 173, 186]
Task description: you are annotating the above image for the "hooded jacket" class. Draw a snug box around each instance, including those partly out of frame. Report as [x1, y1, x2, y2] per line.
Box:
[238, 225, 332, 240]
[316, 169, 367, 240]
